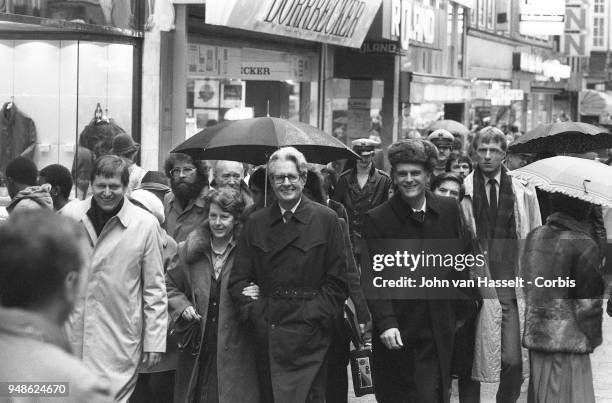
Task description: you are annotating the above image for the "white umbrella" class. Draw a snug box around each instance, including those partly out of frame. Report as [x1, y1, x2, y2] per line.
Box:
[509, 156, 612, 207]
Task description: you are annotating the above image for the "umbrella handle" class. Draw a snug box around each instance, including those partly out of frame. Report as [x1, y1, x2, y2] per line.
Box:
[583, 179, 591, 194]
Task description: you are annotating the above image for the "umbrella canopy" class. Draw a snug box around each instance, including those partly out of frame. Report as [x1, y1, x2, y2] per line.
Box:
[509, 156, 612, 207]
[172, 117, 360, 165]
[508, 122, 612, 154]
[426, 120, 469, 136]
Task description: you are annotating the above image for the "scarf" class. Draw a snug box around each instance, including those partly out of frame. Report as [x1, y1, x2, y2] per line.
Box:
[86, 197, 124, 236]
[473, 166, 518, 284]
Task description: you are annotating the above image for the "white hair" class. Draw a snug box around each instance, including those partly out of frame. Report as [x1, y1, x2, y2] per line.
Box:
[267, 147, 308, 176]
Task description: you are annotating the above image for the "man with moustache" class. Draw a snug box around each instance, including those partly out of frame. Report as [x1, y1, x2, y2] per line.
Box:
[60, 155, 167, 402]
[461, 127, 540, 402]
[363, 139, 472, 403]
[229, 147, 348, 403]
[163, 153, 210, 242]
[427, 129, 455, 177]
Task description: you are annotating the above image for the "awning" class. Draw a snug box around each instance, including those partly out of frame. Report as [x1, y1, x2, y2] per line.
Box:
[580, 90, 612, 116]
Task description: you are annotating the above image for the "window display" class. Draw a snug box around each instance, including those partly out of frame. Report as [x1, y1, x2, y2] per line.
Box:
[0, 39, 135, 200]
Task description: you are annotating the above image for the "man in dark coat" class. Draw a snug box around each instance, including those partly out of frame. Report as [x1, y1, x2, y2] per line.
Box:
[332, 138, 392, 263]
[363, 139, 472, 403]
[229, 147, 348, 403]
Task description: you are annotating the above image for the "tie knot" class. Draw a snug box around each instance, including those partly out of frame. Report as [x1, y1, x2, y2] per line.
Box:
[283, 211, 293, 224]
[412, 210, 425, 223]
[488, 178, 497, 186]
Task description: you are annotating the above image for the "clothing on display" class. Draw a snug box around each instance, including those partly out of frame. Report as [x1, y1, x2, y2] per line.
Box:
[0, 102, 37, 179]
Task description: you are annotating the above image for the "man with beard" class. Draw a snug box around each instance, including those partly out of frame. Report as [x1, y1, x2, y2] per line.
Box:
[163, 153, 210, 242]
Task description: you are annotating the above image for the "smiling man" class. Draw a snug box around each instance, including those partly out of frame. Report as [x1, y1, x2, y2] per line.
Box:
[461, 127, 540, 402]
[363, 139, 472, 403]
[60, 155, 167, 402]
[229, 147, 348, 403]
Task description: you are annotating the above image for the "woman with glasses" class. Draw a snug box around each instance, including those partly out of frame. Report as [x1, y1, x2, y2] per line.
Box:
[165, 187, 260, 403]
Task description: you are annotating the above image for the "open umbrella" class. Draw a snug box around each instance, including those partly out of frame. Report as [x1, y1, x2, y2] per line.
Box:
[509, 156, 612, 207]
[426, 120, 469, 136]
[172, 117, 359, 165]
[508, 122, 612, 154]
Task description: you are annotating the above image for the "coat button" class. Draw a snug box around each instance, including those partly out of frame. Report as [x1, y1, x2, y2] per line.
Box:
[225, 346, 229, 351]
[271, 324, 276, 329]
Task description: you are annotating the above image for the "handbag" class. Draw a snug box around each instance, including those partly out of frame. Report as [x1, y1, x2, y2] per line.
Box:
[344, 304, 375, 397]
[170, 315, 201, 356]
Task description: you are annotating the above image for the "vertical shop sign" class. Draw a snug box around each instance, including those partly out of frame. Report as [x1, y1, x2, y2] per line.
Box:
[387, 0, 436, 50]
[561, 0, 591, 57]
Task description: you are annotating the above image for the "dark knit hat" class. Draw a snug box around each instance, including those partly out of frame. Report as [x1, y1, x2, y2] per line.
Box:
[111, 133, 140, 156]
[387, 139, 438, 171]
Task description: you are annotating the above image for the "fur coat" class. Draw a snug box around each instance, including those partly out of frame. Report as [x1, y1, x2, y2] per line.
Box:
[522, 212, 604, 354]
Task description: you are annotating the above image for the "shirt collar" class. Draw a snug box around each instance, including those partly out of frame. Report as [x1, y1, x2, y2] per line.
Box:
[279, 197, 302, 215]
[481, 169, 502, 185]
[412, 197, 426, 213]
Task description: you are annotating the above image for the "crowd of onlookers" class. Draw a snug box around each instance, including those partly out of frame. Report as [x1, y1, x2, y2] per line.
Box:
[0, 121, 610, 403]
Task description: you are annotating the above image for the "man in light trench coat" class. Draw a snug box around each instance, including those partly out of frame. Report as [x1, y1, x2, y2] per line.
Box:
[61, 155, 168, 402]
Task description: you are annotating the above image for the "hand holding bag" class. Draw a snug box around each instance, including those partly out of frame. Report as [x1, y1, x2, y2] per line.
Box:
[345, 304, 375, 397]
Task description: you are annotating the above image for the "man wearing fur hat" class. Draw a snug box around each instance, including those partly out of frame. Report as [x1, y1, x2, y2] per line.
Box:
[363, 139, 472, 403]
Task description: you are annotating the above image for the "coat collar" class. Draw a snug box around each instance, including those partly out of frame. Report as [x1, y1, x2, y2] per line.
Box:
[269, 196, 314, 226]
[546, 212, 592, 237]
[389, 190, 441, 221]
[0, 307, 71, 352]
[183, 223, 237, 265]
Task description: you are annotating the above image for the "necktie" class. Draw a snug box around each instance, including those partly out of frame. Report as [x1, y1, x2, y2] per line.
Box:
[413, 210, 425, 223]
[283, 211, 293, 224]
[488, 179, 498, 223]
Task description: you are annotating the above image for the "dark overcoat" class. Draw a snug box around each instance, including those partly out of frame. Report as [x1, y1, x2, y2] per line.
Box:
[363, 191, 472, 403]
[165, 226, 260, 403]
[229, 197, 348, 403]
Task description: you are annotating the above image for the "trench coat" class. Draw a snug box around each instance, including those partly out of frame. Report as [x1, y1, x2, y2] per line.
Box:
[165, 225, 260, 403]
[460, 172, 541, 383]
[363, 191, 472, 403]
[61, 197, 168, 402]
[229, 197, 348, 403]
[0, 307, 112, 403]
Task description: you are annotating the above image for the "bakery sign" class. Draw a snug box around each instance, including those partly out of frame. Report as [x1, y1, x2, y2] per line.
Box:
[205, 0, 382, 48]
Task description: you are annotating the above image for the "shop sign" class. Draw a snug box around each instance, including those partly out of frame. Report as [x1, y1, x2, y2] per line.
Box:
[188, 44, 316, 82]
[355, 41, 404, 55]
[348, 98, 371, 109]
[205, 0, 382, 49]
[513, 52, 571, 81]
[561, 0, 591, 57]
[487, 89, 524, 106]
[409, 82, 471, 104]
[388, 0, 436, 50]
[518, 0, 565, 36]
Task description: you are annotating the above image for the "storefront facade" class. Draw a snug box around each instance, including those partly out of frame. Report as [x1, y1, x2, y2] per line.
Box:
[0, 2, 144, 190]
[159, 0, 382, 164]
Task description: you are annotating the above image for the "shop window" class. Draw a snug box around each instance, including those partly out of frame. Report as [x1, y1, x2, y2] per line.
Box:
[1, 0, 143, 30]
[185, 43, 318, 139]
[0, 39, 134, 199]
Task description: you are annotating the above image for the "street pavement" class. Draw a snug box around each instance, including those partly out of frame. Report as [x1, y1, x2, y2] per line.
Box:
[349, 307, 612, 403]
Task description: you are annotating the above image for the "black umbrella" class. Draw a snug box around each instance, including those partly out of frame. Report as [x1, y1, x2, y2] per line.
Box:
[172, 117, 360, 165]
[508, 122, 612, 154]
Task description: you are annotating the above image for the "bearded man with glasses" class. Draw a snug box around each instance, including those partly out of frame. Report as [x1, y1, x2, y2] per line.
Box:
[229, 147, 348, 403]
[163, 153, 210, 243]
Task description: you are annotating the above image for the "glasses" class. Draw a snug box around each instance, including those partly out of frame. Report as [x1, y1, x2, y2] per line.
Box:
[170, 167, 196, 177]
[271, 174, 301, 184]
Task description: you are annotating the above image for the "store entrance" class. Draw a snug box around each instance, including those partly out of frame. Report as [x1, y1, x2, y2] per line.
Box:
[444, 103, 464, 122]
[245, 81, 292, 118]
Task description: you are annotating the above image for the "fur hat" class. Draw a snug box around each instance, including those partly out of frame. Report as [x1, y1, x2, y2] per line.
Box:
[387, 139, 439, 171]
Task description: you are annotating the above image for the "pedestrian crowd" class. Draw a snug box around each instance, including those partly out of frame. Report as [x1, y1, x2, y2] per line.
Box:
[0, 123, 610, 403]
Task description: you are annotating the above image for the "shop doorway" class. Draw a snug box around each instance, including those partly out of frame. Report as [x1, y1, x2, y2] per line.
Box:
[245, 81, 291, 118]
[444, 103, 464, 122]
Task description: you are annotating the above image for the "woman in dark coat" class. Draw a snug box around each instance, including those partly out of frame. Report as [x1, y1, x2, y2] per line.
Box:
[522, 193, 604, 403]
[165, 188, 260, 403]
